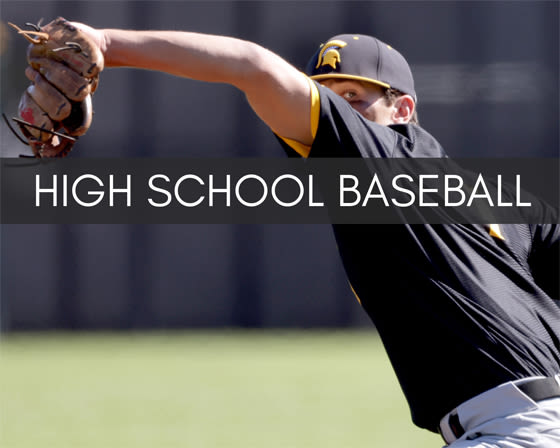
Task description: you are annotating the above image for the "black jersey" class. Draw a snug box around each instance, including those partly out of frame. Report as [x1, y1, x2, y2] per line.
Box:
[278, 82, 560, 432]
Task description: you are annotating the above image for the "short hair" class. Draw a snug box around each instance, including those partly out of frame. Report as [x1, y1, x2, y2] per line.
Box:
[384, 88, 419, 125]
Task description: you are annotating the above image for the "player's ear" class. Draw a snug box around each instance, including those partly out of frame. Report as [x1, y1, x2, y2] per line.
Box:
[391, 95, 415, 124]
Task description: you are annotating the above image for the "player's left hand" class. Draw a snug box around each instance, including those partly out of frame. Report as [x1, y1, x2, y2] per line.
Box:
[6, 17, 104, 157]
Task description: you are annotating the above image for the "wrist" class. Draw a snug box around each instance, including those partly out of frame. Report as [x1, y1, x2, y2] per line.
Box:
[99, 29, 112, 66]
[68, 21, 109, 65]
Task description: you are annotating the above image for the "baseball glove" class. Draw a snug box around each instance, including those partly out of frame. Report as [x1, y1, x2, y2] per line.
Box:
[6, 17, 104, 157]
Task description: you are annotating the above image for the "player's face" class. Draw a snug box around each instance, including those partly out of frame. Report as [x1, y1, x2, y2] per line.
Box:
[319, 79, 395, 125]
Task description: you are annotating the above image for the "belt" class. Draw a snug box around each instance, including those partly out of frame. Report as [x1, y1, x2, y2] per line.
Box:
[439, 375, 560, 444]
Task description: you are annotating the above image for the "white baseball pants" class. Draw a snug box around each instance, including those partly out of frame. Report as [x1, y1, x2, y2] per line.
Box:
[439, 374, 560, 448]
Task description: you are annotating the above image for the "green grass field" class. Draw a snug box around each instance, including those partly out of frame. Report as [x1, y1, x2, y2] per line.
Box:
[0, 331, 442, 448]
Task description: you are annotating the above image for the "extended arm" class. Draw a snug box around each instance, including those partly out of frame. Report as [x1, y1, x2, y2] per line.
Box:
[95, 27, 315, 146]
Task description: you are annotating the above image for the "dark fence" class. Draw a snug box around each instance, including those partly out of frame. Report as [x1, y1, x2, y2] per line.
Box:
[1, 1, 558, 330]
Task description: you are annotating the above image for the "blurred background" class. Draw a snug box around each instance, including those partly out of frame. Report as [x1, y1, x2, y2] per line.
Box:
[1, 0, 557, 332]
[0, 2, 558, 448]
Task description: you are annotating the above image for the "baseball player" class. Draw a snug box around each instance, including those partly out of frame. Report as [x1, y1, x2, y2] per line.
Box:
[13, 20, 560, 447]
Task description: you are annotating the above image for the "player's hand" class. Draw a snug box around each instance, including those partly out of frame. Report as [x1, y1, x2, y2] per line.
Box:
[7, 17, 105, 157]
[68, 21, 108, 57]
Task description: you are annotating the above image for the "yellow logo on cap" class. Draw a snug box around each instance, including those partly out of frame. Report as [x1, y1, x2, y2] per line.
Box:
[315, 40, 348, 70]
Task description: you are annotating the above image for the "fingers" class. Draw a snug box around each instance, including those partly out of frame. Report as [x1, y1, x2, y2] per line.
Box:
[25, 66, 72, 121]
[38, 17, 105, 75]
[17, 91, 55, 142]
[62, 95, 92, 137]
[29, 57, 93, 101]
[30, 136, 75, 158]
[12, 17, 103, 157]
[17, 89, 79, 158]
[20, 62, 94, 141]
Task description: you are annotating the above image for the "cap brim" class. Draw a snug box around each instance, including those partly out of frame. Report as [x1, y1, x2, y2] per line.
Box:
[309, 73, 391, 90]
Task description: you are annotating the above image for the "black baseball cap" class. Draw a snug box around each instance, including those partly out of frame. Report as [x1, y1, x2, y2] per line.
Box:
[306, 34, 416, 101]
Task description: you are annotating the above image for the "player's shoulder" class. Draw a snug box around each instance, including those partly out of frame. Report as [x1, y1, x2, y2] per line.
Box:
[388, 123, 447, 158]
[313, 83, 447, 158]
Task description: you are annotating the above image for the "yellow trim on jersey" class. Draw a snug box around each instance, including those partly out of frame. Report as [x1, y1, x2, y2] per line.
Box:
[278, 136, 310, 157]
[277, 76, 320, 158]
[349, 283, 362, 305]
[310, 73, 391, 90]
[488, 224, 505, 241]
[308, 77, 319, 140]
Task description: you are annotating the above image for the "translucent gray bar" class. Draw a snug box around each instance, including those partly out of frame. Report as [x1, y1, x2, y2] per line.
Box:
[1, 158, 557, 224]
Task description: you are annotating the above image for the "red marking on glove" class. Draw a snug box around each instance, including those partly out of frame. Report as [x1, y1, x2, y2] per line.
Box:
[21, 108, 35, 124]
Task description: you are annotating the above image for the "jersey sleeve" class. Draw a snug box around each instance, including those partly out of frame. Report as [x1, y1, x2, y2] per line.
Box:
[276, 79, 398, 159]
[275, 77, 320, 158]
